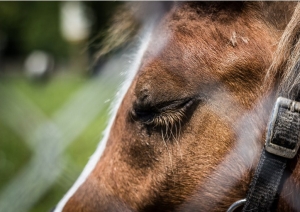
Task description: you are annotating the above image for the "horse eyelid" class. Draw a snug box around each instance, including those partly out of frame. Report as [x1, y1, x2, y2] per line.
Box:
[132, 97, 198, 127]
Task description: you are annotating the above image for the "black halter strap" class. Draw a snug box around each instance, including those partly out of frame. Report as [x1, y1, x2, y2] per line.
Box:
[242, 97, 300, 211]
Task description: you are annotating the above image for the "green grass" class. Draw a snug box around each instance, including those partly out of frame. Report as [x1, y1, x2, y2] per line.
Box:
[0, 74, 112, 212]
[0, 121, 31, 191]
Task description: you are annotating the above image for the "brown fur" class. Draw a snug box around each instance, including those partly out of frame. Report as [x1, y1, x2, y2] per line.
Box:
[62, 2, 300, 212]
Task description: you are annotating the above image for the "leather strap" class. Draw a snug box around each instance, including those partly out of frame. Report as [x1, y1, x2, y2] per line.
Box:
[242, 97, 300, 211]
[242, 149, 287, 211]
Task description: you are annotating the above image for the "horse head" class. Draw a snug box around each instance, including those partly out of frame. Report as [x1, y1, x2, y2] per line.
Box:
[54, 2, 300, 211]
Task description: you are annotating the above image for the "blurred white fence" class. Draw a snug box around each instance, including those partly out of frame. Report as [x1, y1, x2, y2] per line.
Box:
[0, 51, 130, 212]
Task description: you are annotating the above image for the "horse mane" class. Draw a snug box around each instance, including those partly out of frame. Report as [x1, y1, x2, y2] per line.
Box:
[94, 2, 172, 61]
[264, 3, 300, 102]
[93, 3, 139, 60]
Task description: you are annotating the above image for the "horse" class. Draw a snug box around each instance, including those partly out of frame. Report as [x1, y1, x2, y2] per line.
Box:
[53, 2, 300, 211]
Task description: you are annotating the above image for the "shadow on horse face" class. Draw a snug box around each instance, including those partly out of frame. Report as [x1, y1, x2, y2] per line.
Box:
[55, 2, 300, 212]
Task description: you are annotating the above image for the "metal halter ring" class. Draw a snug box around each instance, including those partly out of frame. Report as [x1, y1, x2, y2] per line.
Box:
[226, 199, 246, 212]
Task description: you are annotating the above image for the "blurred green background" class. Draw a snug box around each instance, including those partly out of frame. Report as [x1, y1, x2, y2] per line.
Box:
[0, 2, 127, 212]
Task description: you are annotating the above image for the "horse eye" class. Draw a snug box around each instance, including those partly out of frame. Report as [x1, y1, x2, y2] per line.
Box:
[132, 107, 157, 123]
[131, 98, 195, 126]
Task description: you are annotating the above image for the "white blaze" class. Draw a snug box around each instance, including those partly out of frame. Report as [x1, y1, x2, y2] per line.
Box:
[54, 23, 154, 212]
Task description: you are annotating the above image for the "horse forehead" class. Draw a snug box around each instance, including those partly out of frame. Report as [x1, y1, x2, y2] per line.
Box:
[142, 15, 251, 73]
[138, 20, 214, 80]
[139, 23, 248, 80]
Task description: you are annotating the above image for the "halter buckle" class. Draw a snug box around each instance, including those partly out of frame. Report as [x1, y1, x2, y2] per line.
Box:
[265, 97, 300, 159]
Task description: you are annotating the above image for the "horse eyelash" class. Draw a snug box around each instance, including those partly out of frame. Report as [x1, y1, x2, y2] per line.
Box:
[149, 109, 185, 127]
[141, 108, 187, 140]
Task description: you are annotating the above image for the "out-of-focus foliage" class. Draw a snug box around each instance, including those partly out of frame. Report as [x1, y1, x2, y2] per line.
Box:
[0, 2, 126, 212]
[0, 1, 122, 74]
[0, 2, 68, 58]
